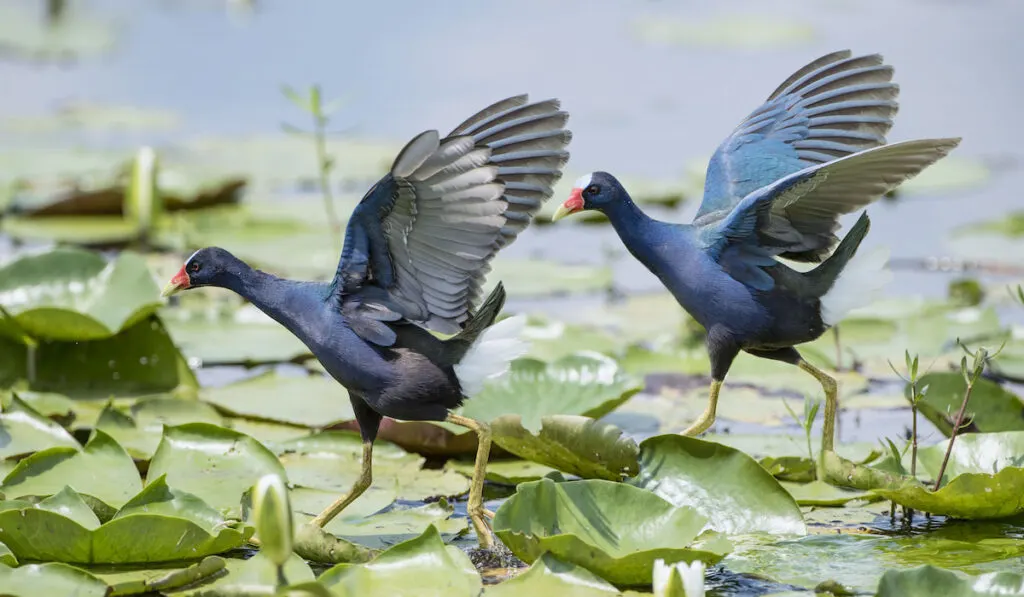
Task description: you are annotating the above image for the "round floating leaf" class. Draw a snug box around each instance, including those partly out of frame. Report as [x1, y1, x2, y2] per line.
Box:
[918, 431, 1024, 483]
[172, 553, 314, 596]
[1, 215, 142, 246]
[910, 373, 1024, 435]
[0, 248, 161, 341]
[1, 429, 141, 510]
[201, 370, 352, 427]
[0, 394, 79, 459]
[493, 478, 731, 587]
[147, 423, 286, 517]
[876, 565, 1024, 597]
[457, 353, 643, 434]
[486, 553, 620, 596]
[446, 459, 556, 485]
[630, 435, 806, 535]
[165, 308, 311, 365]
[319, 525, 481, 596]
[779, 481, 871, 507]
[898, 155, 991, 195]
[0, 540, 14, 566]
[320, 501, 465, 550]
[491, 415, 639, 481]
[96, 397, 224, 460]
[870, 468, 1024, 520]
[523, 318, 622, 362]
[0, 562, 107, 597]
[485, 259, 613, 298]
[0, 4, 116, 60]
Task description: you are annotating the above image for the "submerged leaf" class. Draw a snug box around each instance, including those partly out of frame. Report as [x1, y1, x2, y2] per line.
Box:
[0, 562, 107, 597]
[494, 478, 731, 587]
[201, 370, 352, 427]
[876, 565, 1024, 596]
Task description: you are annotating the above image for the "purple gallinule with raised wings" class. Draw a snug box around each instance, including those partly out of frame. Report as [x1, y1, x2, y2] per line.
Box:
[551, 50, 959, 477]
[162, 95, 571, 548]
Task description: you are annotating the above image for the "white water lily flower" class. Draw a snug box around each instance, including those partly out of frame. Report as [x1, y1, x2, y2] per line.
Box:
[653, 559, 706, 597]
[253, 473, 294, 567]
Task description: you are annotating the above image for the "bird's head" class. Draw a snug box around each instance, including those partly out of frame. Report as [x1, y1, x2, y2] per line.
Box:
[551, 172, 625, 221]
[161, 247, 244, 297]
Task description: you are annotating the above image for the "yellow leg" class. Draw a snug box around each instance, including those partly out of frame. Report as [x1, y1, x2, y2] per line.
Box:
[447, 413, 494, 549]
[797, 360, 838, 453]
[681, 380, 722, 436]
[309, 441, 373, 528]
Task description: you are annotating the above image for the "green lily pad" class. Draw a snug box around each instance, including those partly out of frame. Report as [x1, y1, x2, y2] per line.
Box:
[898, 155, 991, 195]
[0, 248, 161, 341]
[147, 423, 287, 517]
[319, 525, 481, 596]
[201, 370, 352, 427]
[523, 318, 622, 362]
[910, 373, 1024, 435]
[0, 562, 107, 597]
[0, 394, 79, 459]
[289, 484, 399, 535]
[164, 305, 312, 365]
[918, 431, 1024, 484]
[93, 556, 229, 596]
[0, 480, 248, 563]
[95, 397, 224, 460]
[493, 478, 731, 587]
[485, 259, 613, 298]
[0, 215, 142, 246]
[323, 501, 465, 550]
[486, 553, 620, 596]
[492, 415, 639, 481]
[2, 102, 179, 135]
[630, 15, 816, 48]
[630, 435, 806, 535]
[0, 540, 14, 566]
[1, 429, 141, 512]
[173, 553, 315, 596]
[869, 467, 1024, 520]
[780, 481, 872, 507]
[876, 565, 1024, 596]
[0, 4, 116, 61]
[453, 353, 643, 435]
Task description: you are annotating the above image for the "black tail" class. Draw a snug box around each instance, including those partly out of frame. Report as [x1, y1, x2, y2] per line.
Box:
[441, 282, 507, 365]
[807, 211, 871, 297]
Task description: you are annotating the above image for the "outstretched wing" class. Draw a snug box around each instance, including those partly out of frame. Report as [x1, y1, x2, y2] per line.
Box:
[697, 50, 899, 219]
[334, 95, 571, 342]
[700, 138, 960, 289]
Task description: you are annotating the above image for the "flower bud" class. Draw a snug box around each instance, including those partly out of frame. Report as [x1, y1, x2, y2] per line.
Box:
[253, 474, 293, 567]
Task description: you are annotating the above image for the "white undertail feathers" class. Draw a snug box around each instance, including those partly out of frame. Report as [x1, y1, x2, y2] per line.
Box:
[454, 314, 529, 396]
[820, 246, 893, 326]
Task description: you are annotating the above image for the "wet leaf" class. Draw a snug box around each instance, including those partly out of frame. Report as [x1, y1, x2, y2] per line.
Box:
[147, 423, 286, 518]
[870, 468, 1024, 519]
[0, 540, 14, 566]
[630, 435, 806, 535]
[485, 259, 613, 298]
[491, 415, 639, 481]
[1, 429, 141, 511]
[319, 525, 481, 596]
[96, 397, 224, 460]
[486, 553, 619, 596]
[0, 248, 160, 341]
[165, 305, 312, 365]
[454, 353, 643, 434]
[175, 552, 315, 596]
[917, 431, 1024, 485]
[0, 480, 248, 563]
[446, 458, 556, 485]
[876, 565, 1024, 596]
[910, 373, 1024, 435]
[0, 394, 79, 460]
[201, 370, 352, 427]
[0, 215, 141, 246]
[0, 562, 107, 597]
[780, 481, 871, 507]
[493, 478, 731, 587]
[323, 501, 465, 550]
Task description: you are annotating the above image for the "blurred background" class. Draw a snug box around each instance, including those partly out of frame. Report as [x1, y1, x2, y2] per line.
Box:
[1, 0, 1022, 442]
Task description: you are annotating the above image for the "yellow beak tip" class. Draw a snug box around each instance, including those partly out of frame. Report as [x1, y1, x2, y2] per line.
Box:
[160, 283, 182, 298]
[551, 205, 575, 222]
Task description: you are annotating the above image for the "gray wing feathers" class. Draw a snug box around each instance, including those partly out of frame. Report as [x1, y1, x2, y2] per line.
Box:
[379, 96, 571, 333]
[763, 138, 961, 258]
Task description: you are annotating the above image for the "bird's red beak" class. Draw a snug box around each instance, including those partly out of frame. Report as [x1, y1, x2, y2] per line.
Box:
[551, 188, 584, 222]
[161, 266, 191, 298]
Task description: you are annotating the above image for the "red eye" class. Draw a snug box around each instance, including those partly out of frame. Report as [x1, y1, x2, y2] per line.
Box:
[189, 262, 200, 273]
[586, 185, 600, 195]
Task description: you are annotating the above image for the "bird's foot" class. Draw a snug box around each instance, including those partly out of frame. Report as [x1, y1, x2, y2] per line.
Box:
[468, 506, 496, 550]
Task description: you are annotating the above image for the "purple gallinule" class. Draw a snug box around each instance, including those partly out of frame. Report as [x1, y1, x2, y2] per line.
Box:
[551, 51, 959, 476]
[162, 95, 571, 548]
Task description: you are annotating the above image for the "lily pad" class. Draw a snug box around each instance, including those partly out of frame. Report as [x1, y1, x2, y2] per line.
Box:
[898, 155, 991, 195]
[0, 562, 107, 597]
[174, 552, 315, 596]
[446, 458, 557, 485]
[165, 305, 312, 365]
[147, 423, 287, 517]
[493, 478, 732, 587]
[0, 4, 117, 61]
[201, 370, 352, 427]
[0, 540, 13, 566]
[780, 481, 872, 507]
[486, 553, 620, 596]
[486, 259, 613, 298]
[0, 394, 79, 459]
[918, 431, 1024, 485]
[323, 501, 466, 550]
[876, 565, 1024, 596]
[630, 435, 806, 535]
[319, 525, 481, 596]
[1, 429, 141, 512]
[95, 397, 224, 460]
[492, 415, 639, 481]
[454, 353, 643, 435]
[0, 215, 142, 246]
[910, 373, 1024, 435]
[0, 248, 160, 341]
[523, 318, 622, 362]
[867, 466, 1024, 520]
[0, 480, 248, 563]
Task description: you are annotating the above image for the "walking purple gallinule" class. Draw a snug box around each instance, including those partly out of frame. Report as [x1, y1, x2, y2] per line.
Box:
[162, 95, 571, 548]
[550, 51, 959, 477]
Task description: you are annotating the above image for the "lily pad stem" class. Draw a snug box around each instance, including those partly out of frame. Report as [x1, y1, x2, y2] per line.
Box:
[932, 349, 986, 491]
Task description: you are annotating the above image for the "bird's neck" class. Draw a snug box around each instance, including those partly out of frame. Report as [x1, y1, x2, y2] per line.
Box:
[602, 194, 658, 248]
[222, 267, 321, 335]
